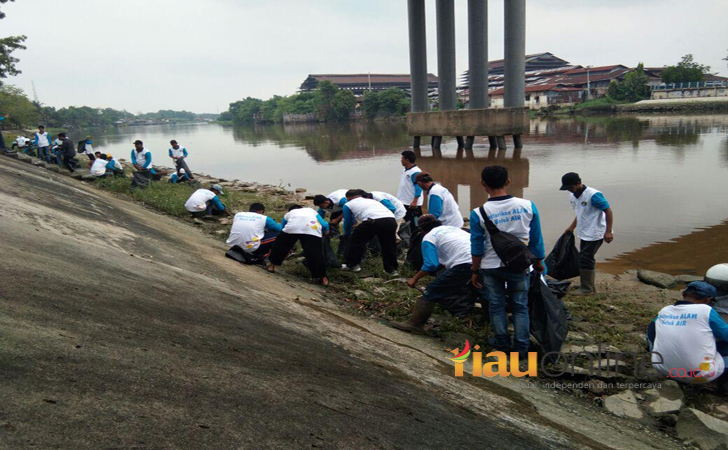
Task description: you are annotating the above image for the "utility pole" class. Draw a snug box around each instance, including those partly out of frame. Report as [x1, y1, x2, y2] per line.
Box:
[31, 80, 40, 104]
[586, 66, 592, 101]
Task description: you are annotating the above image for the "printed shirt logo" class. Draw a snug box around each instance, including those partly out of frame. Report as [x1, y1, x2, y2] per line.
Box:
[448, 340, 471, 364]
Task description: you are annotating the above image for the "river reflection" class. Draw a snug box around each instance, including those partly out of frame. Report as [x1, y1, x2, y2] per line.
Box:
[88, 113, 728, 274]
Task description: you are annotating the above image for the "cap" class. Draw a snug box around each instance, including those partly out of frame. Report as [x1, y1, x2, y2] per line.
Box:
[211, 184, 224, 194]
[684, 281, 717, 299]
[179, 168, 186, 174]
[560, 172, 581, 190]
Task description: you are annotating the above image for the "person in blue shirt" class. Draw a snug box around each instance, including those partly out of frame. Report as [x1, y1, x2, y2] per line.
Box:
[0, 114, 8, 153]
[226, 203, 282, 265]
[169, 140, 195, 181]
[168, 169, 190, 184]
[470, 165, 545, 358]
[392, 215, 479, 334]
[560, 172, 614, 295]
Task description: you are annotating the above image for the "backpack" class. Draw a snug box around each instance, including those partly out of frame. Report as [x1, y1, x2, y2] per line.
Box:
[478, 205, 535, 273]
[77, 140, 86, 154]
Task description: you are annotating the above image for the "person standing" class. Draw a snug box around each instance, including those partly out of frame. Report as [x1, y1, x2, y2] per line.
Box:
[397, 150, 423, 225]
[393, 215, 477, 334]
[267, 205, 329, 287]
[184, 184, 232, 218]
[169, 140, 195, 181]
[341, 190, 399, 276]
[80, 136, 95, 163]
[34, 125, 52, 163]
[415, 172, 464, 228]
[57, 133, 76, 172]
[559, 172, 614, 295]
[0, 114, 8, 153]
[470, 165, 545, 358]
[227, 203, 282, 264]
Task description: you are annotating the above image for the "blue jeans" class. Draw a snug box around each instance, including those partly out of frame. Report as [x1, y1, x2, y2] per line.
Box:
[480, 268, 531, 353]
[37, 146, 51, 163]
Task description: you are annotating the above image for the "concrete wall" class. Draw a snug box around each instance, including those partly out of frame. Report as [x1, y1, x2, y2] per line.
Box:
[652, 87, 728, 100]
[407, 107, 529, 136]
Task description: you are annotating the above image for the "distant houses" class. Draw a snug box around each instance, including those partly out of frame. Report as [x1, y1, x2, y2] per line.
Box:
[301, 52, 728, 112]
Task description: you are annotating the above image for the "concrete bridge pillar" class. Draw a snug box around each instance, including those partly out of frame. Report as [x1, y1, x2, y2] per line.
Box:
[407, 0, 428, 147]
[504, 0, 526, 109]
[468, 0, 488, 110]
[436, 0, 457, 112]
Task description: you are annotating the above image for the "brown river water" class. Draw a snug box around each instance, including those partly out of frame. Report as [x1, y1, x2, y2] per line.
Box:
[87, 113, 728, 276]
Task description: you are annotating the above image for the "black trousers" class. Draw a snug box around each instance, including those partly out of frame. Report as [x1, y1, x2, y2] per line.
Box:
[346, 218, 398, 273]
[269, 232, 326, 279]
[579, 239, 603, 270]
[403, 206, 422, 226]
[62, 154, 76, 172]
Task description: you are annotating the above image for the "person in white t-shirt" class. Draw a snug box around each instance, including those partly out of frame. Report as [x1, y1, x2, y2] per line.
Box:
[415, 172, 465, 229]
[392, 215, 478, 334]
[397, 150, 424, 225]
[648, 281, 728, 388]
[313, 189, 348, 226]
[341, 190, 399, 275]
[184, 184, 232, 218]
[267, 205, 330, 286]
[34, 125, 52, 163]
[560, 172, 614, 295]
[226, 203, 282, 264]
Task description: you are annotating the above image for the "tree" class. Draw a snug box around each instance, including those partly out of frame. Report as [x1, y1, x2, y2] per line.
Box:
[0, 1, 27, 86]
[314, 80, 339, 122]
[606, 63, 650, 103]
[331, 90, 356, 122]
[362, 88, 410, 119]
[661, 54, 711, 84]
[0, 84, 38, 127]
[228, 97, 263, 124]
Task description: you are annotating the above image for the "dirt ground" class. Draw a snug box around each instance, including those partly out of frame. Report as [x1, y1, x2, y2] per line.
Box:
[0, 155, 685, 449]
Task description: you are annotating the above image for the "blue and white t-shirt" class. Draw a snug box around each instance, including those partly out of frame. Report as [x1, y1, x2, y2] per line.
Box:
[342, 197, 395, 235]
[570, 186, 610, 242]
[428, 183, 464, 228]
[397, 166, 424, 206]
[650, 302, 728, 383]
[421, 226, 472, 271]
[470, 195, 545, 270]
[371, 191, 406, 220]
[281, 208, 329, 238]
[227, 212, 281, 252]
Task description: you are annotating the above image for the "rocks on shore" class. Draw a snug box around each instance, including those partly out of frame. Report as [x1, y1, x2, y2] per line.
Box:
[676, 408, 728, 450]
[643, 380, 684, 416]
[604, 390, 645, 420]
[637, 269, 677, 289]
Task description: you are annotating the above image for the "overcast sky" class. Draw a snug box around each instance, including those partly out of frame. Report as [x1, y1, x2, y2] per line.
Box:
[3, 0, 727, 114]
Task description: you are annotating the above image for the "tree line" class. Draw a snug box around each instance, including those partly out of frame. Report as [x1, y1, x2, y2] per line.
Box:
[221, 80, 412, 125]
[0, 84, 215, 130]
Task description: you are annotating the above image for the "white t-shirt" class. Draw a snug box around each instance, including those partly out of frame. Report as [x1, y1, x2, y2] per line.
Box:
[90, 158, 108, 176]
[282, 208, 325, 238]
[184, 189, 217, 212]
[345, 197, 395, 222]
[170, 146, 187, 159]
[227, 212, 268, 252]
[15, 136, 28, 147]
[570, 187, 607, 242]
[132, 148, 151, 167]
[371, 191, 406, 220]
[423, 226, 472, 269]
[35, 132, 51, 147]
[84, 144, 95, 156]
[428, 184, 464, 228]
[472, 197, 537, 269]
[652, 303, 725, 383]
[397, 166, 424, 206]
[326, 189, 348, 212]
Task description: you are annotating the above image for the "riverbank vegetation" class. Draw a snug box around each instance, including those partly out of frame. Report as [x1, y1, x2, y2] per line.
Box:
[0, 84, 217, 130]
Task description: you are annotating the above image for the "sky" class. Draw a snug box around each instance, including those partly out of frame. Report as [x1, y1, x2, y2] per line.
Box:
[2, 0, 727, 114]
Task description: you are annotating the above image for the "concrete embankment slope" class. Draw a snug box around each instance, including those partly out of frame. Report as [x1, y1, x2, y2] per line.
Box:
[0, 156, 678, 449]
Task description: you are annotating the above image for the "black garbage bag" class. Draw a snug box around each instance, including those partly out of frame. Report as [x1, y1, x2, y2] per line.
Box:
[529, 272, 569, 361]
[546, 279, 572, 299]
[225, 245, 263, 265]
[131, 170, 151, 189]
[322, 234, 340, 268]
[398, 221, 416, 249]
[405, 228, 425, 269]
[545, 232, 580, 280]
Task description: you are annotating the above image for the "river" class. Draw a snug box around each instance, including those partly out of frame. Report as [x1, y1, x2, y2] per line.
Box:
[82, 113, 728, 276]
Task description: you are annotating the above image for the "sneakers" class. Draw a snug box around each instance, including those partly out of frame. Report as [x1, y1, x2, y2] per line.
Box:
[387, 270, 400, 277]
[340, 264, 362, 273]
